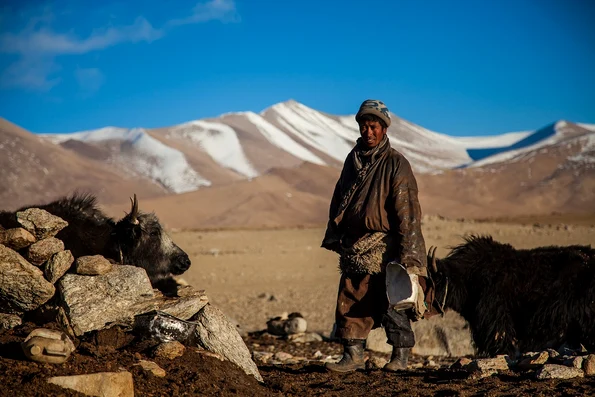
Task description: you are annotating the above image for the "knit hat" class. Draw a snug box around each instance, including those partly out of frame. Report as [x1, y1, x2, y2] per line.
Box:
[355, 99, 391, 127]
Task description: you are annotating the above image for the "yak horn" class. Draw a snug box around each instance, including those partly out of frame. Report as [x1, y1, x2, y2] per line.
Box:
[429, 246, 438, 273]
[129, 194, 139, 225]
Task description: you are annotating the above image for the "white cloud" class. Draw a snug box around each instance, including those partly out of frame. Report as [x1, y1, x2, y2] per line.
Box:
[75, 67, 105, 96]
[0, 0, 238, 92]
[167, 0, 238, 27]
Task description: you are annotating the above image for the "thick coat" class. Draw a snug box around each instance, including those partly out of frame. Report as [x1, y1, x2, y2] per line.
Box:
[321, 136, 427, 276]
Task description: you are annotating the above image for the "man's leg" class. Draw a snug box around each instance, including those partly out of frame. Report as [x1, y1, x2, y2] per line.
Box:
[383, 307, 415, 371]
[327, 273, 388, 372]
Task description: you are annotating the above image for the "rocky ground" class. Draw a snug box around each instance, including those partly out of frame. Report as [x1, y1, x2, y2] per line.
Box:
[2, 214, 595, 395]
[2, 323, 595, 396]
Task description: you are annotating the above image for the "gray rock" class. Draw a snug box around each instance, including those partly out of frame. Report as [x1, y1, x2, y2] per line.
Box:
[44, 250, 74, 283]
[47, 371, 134, 397]
[59, 266, 208, 336]
[26, 237, 64, 266]
[17, 208, 68, 240]
[0, 245, 56, 313]
[273, 352, 293, 361]
[153, 341, 185, 360]
[412, 310, 475, 357]
[266, 313, 307, 336]
[0, 313, 22, 329]
[536, 364, 584, 380]
[75, 255, 113, 275]
[191, 303, 263, 382]
[135, 360, 166, 377]
[59, 265, 155, 335]
[0, 228, 36, 250]
[584, 354, 595, 376]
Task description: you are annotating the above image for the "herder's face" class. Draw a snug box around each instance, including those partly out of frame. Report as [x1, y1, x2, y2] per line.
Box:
[359, 120, 387, 149]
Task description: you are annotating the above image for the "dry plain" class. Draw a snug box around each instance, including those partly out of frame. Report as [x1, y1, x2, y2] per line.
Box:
[174, 215, 595, 335]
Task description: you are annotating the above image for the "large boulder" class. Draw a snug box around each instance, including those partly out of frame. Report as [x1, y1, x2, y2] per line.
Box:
[58, 265, 208, 335]
[191, 304, 263, 382]
[0, 245, 56, 313]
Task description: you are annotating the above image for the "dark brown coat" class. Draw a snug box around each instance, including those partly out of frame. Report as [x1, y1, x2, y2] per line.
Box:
[321, 137, 427, 276]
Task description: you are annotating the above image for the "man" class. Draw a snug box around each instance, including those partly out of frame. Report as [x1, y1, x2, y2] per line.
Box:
[321, 99, 428, 373]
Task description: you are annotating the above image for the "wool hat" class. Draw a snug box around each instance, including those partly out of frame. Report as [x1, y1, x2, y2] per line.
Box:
[355, 99, 391, 127]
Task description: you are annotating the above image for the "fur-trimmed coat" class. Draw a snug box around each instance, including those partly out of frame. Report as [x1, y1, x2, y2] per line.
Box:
[321, 136, 427, 277]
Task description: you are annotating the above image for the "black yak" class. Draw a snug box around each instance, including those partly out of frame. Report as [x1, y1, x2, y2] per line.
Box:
[0, 193, 191, 295]
[426, 235, 595, 357]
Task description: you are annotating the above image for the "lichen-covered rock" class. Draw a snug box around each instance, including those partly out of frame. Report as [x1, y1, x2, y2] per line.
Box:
[75, 255, 113, 275]
[16, 208, 68, 240]
[0, 228, 36, 250]
[44, 250, 74, 283]
[26, 237, 64, 266]
[0, 245, 56, 313]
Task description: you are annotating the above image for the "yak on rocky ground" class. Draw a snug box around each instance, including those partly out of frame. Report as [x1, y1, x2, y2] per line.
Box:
[0, 193, 191, 296]
[426, 235, 595, 357]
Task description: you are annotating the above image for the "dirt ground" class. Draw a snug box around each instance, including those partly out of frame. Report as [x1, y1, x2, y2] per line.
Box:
[2, 216, 595, 396]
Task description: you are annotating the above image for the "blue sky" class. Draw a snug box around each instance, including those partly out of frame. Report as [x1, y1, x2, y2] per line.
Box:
[0, 0, 594, 136]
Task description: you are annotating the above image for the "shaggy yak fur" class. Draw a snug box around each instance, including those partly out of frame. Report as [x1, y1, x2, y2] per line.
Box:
[0, 193, 191, 296]
[427, 235, 595, 357]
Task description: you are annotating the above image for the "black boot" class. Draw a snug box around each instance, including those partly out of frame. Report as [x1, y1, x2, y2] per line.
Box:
[325, 339, 366, 373]
[384, 347, 411, 372]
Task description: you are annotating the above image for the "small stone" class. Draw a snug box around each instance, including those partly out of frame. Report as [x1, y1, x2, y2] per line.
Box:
[425, 359, 438, 367]
[367, 356, 388, 370]
[584, 355, 595, 376]
[153, 341, 186, 360]
[17, 208, 68, 240]
[547, 348, 560, 360]
[75, 255, 113, 275]
[197, 349, 226, 361]
[26, 237, 64, 266]
[468, 357, 510, 378]
[536, 364, 584, 380]
[252, 351, 274, 363]
[273, 352, 293, 361]
[44, 250, 74, 283]
[517, 351, 550, 369]
[0, 228, 36, 250]
[21, 328, 75, 364]
[563, 356, 584, 369]
[135, 360, 166, 377]
[0, 313, 22, 329]
[451, 357, 473, 369]
[47, 371, 134, 397]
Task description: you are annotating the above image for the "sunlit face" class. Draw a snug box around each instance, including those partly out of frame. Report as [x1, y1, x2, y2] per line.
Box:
[359, 120, 387, 148]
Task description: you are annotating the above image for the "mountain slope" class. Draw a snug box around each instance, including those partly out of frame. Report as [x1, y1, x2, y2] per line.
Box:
[0, 118, 167, 211]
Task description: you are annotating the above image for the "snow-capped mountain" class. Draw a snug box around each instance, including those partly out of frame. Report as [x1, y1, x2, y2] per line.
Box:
[38, 100, 594, 195]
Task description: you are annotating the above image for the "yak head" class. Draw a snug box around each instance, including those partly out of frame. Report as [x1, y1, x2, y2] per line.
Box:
[112, 194, 191, 285]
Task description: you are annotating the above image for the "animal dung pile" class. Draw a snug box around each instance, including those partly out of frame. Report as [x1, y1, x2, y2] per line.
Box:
[0, 206, 263, 395]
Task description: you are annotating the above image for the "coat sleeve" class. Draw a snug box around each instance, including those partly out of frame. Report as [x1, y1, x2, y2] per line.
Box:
[390, 156, 428, 277]
[320, 166, 346, 253]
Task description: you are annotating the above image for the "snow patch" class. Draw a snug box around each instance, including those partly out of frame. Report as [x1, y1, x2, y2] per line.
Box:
[241, 112, 326, 165]
[169, 120, 259, 178]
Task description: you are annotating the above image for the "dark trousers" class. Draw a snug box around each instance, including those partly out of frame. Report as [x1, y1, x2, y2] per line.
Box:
[334, 272, 415, 348]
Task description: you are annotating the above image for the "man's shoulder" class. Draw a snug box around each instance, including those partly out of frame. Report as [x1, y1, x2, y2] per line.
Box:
[385, 147, 413, 169]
